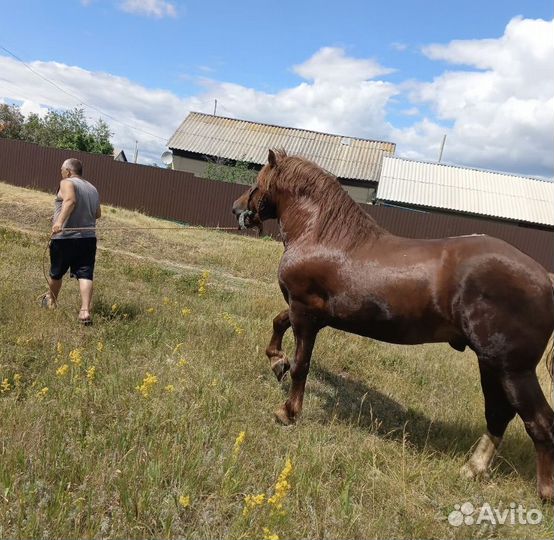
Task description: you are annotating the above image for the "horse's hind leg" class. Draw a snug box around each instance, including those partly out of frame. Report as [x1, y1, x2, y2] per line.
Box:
[462, 360, 516, 479]
[266, 309, 291, 382]
[501, 369, 554, 501]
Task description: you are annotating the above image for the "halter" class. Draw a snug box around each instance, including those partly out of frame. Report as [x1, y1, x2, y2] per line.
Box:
[247, 184, 259, 209]
[238, 184, 259, 229]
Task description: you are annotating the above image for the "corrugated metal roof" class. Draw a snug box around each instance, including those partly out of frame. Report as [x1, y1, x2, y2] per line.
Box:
[168, 112, 396, 181]
[377, 156, 554, 227]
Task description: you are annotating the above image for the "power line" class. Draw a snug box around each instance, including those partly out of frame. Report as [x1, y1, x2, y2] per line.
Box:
[0, 44, 169, 142]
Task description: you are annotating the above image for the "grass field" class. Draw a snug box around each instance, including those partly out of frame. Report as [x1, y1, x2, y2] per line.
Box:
[0, 181, 552, 539]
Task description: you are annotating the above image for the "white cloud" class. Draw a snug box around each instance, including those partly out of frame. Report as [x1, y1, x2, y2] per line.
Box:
[293, 47, 394, 83]
[19, 99, 49, 117]
[119, 0, 177, 18]
[394, 17, 553, 177]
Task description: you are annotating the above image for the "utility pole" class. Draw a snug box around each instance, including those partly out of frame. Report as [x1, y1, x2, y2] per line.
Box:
[438, 134, 447, 163]
[213, 99, 218, 116]
[133, 140, 138, 163]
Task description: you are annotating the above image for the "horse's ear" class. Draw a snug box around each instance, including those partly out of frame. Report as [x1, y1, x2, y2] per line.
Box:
[268, 149, 277, 168]
[268, 148, 286, 167]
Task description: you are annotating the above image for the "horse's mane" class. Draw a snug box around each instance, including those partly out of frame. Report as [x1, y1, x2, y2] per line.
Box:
[261, 150, 387, 248]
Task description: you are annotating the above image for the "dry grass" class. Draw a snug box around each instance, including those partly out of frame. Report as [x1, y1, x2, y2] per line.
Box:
[0, 182, 552, 539]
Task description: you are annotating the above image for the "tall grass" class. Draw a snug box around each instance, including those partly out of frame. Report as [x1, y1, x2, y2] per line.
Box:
[0, 182, 552, 539]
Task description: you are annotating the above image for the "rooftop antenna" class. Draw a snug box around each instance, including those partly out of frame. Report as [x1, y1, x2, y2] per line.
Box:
[213, 99, 218, 116]
[133, 140, 139, 163]
[438, 134, 447, 163]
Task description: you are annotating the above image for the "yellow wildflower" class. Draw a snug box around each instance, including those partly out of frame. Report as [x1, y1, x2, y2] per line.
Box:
[164, 384, 175, 393]
[13, 373, 22, 387]
[162, 297, 170, 305]
[37, 387, 49, 398]
[56, 364, 69, 377]
[267, 458, 293, 509]
[136, 372, 158, 398]
[96, 341, 104, 352]
[181, 307, 191, 317]
[198, 270, 210, 296]
[222, 312, 244, 335]
[69, 348, 83, 367]
[146, 307, 155, 314]
[178, 357, 188, 367]
[1, 378, 11, 393]
[262, 527, 279, 540]
[242, 493, 265, 516]
[56, 341, 64, 355]
[111, 303, 118, 312]
[233, 430, 246, 458]
[178, 495, 190, 508]
[86, 366, 96, 383]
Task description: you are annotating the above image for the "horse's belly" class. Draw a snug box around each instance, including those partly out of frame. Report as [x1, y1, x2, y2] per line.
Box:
[327, 296, 457, 345]
[330, 318, 451, 345]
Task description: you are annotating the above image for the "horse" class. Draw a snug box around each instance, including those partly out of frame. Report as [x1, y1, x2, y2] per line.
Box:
[232, 149, 554, 501]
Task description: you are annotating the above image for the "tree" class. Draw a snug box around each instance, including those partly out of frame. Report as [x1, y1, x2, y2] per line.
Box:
[0, 104, 24, 139]
[0, 104, 114, 155]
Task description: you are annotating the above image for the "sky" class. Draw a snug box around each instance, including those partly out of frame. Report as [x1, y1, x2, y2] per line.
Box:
[0, 0, 552, 178]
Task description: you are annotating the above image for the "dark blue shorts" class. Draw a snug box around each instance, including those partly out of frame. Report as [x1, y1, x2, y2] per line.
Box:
[49, 238, 97, 280]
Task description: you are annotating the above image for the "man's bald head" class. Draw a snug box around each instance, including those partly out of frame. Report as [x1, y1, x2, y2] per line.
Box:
[61, 158, 83, 178]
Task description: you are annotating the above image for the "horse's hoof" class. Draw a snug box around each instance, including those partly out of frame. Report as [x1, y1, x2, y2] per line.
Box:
[460, 462, 489, 480]
[270, 356, 290, 382]
[274, 405, 295, 426]
[538, 483, 553, 503]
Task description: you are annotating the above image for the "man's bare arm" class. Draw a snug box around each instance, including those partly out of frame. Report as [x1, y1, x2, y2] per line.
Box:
[52, 180, 76, 235]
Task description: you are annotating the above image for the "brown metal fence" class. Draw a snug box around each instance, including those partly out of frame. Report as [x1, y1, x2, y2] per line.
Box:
[1, 138, 552, 270]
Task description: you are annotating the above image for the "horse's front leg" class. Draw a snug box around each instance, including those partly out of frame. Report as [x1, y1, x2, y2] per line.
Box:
[266, 309, 291, 382]
[274, 318, 318, 425]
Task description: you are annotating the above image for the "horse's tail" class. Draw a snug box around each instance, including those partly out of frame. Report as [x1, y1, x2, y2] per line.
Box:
[544, 273, 554, 382]
[543, 334, 553, 383]
[542, 336, 553, 411]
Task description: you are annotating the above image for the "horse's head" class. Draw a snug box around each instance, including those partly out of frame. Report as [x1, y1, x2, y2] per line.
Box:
[232, 149, 283, 229]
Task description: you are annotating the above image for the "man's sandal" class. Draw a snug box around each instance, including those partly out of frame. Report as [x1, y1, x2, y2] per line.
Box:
[39, 292, 56, 309]
[78, 309, 93, 326]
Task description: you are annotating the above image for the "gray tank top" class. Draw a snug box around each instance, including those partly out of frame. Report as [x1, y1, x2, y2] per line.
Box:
[52, 177, 100, 239]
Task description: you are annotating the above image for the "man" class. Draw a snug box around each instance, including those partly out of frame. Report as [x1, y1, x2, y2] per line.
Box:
[41, 158, 101, 325]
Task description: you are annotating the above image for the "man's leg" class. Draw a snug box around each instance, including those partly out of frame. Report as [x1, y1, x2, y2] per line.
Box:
[78, 279, 93, 320]
[43, 239, 67, 308]
[75, 238, 96, 323]
[47, 277, 63, 304]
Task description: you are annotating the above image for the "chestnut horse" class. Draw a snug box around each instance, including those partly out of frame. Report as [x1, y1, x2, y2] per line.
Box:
[232, 149, 554, 501]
